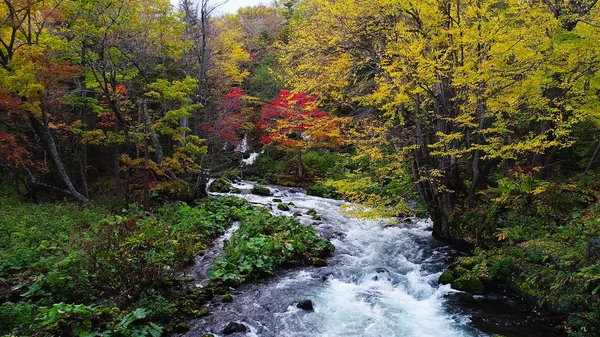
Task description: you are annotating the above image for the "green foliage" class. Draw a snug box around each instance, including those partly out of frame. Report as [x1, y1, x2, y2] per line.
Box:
[209, 208, 334, 285]
[306, 182, 341, 199]
[0, 195, 260, 336]
[490, 257, 512, 280]
[0, 301, 37, 336]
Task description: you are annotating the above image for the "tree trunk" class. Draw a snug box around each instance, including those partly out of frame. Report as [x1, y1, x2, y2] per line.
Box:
[296, 148, 304, 179]
[30, 115, 87, 203]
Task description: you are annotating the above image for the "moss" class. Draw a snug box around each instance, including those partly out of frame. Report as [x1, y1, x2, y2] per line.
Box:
[458, 257, 480, 270]
[452, 266, 469, 278]
[438, 270, 454, 285]
[175, 322, 190, 333]
[307, 208, 321, 220]
[196, 308, 210, 317]
[452, 275, 485, 294]
[221, 294, 233, 303]
[251, 185, 272, 196]
[277, 203, 290, 211]
[209, 178, 233, 193]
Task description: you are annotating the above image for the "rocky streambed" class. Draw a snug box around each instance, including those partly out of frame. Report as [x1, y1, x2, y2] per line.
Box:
[178, 181, 567, 337]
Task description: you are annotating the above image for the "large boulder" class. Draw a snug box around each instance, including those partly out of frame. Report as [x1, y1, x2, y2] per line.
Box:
[451, 275, 485, 295]
[209, 178, 233, 193]
[251, 185, 272, 196]
[438, 270, 454, 285]
[297, 299, 314, 311]
[223, 322, 248, 335]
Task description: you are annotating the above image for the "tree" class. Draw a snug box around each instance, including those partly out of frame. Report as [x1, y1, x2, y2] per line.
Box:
[280, 0, 600, 239]
[259, 90, 347, 179]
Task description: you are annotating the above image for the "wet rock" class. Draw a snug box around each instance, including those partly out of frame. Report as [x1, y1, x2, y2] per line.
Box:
[222, 322, 248, 334]
[293, 212, 302, 217]
[288, 202, 295, 206]
[272, 198, 282, 202]
[174, 322, 190, 333]
[307, 208, 321, 220]
[311, 258, 328, 267]
[221, 294, 233, 303]
[438, 270, 454, 285]
[209, 178, 233, 193]
[201, 334, 215, 337]
[251, 185, 272, 196]
[588, 239, 600, 260]
[297, 299, 314, 311]
[196, 308, 210, 317]
[375, 267, 389, 273]
[452, 275, 485, 295]
[277, 203, 291, 211]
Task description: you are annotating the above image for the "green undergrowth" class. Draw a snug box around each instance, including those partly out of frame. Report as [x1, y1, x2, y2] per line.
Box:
[209, 206, 334, 285]
[0, 193, 332, 336]
[448, 171, 600, 336]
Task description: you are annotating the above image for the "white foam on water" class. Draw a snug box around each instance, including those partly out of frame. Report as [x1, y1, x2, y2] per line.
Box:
[201, 181, 486, 337]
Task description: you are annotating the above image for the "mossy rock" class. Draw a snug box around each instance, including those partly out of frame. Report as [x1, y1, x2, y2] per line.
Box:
[251, 185, 272, 196]
[196, 308, 210, 317]
[175, 322, 190, 333]
[277, 203, 290, 211]
[201, 334, 215, 337]
[293, 212, 302, 217]
[452, 266, 469, 278]
[458, 257, 480, 270]
[288, 202, 295, 206]
[209, 178, 233, 193]
[438, 270, 454, 285]
[452, 275, 485, 294]
[221, 294, 233, 303]
[273, 198, 283, 202]
[307, 208, 321, 220]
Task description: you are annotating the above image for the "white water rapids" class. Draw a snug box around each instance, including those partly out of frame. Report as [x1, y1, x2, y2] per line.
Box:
[181, 181, 500, 336]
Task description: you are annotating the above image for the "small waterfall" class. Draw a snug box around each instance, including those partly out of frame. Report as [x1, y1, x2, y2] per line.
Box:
[236, 134, 249, 153]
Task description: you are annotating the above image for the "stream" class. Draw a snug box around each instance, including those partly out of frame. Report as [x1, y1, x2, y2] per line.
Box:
[181, 181, 567, 337]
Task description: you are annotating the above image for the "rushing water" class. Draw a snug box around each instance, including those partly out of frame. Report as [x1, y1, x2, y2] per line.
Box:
[181, 181, 566, 337]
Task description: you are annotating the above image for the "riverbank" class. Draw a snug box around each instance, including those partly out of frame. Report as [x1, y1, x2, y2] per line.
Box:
[0, 191, 331, 336]
[178, 180, 568, 337]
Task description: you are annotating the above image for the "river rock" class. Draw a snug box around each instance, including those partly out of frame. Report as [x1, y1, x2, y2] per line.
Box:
[222, 322, 248, 334]
[438, 270, 454, 285]
[277, 203, 290, 211]
[311, 258, 328, 267]
[221, 294, 233, 302]
[297, 299, 314, 311]
[588, 239, 600, 260]
[209, 178, 233, 193]
[251, 185, 272, 196]
[451, 275, 484, 295]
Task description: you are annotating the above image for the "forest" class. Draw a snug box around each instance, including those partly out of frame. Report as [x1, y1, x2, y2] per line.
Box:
[1, 0, 600, 336]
